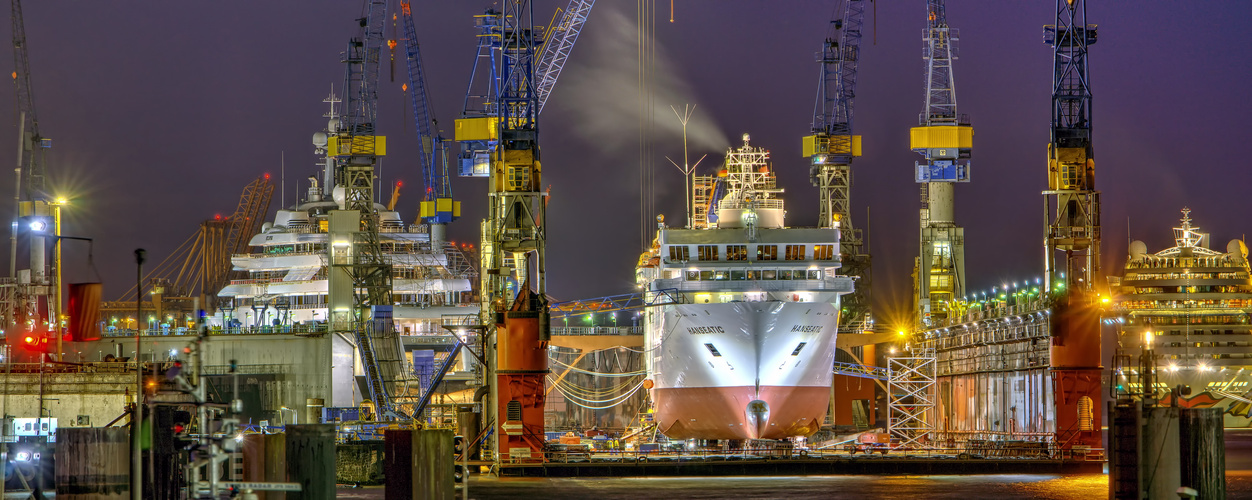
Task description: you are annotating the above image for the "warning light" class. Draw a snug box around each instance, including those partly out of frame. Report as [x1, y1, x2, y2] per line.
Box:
[264, 173, 270, 180]
[173, 424, 185, 434]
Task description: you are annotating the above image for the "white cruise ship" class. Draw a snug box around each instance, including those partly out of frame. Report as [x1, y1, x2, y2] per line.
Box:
[214, 178, 478, 335]
[636, 135, 854, 440]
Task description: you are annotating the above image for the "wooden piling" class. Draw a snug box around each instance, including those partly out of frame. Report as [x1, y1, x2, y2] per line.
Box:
[55, 427, 130, 499]
[285, 424, 335, 500]
[385, 429, 454, 500]
[1180, 407, 1226, 499]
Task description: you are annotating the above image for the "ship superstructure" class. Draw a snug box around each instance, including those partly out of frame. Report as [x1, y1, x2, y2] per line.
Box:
[215, 178, 478, 334]
[1111, 209, 1252, 424]
[636, 135, 853, 440]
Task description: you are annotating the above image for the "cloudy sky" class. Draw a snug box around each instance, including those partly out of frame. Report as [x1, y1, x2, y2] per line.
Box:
[5, 1, 1250, 317]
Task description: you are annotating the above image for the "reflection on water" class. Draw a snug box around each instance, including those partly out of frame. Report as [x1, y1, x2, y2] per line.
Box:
[334, 430, 1252, 499]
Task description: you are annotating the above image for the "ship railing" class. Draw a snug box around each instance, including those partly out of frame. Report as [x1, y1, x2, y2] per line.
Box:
[550, 326, 643, 336]
[101, 324, 330, 337]
[832, 361, 889, 381]
[234, 250, 324, 259]
[650, 278, 853, 293]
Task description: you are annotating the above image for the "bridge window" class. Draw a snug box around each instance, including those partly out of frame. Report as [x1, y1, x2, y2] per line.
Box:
[686, 270, 699, 280]
[785, 245, 805, 261]
[779, 270, 793, 280]
[814, 245, 836, 260]
[731, 270, 747, 281]
[757, 245, 778, 261]
[697, 245, 719, 261]
[668, 245, 690, 262]
[808, 270, 822, 280]
[704, 343, 722, 357]
[727, 245, 748, 261]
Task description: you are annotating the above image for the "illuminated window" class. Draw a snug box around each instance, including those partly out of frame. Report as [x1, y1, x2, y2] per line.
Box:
[727, 245, 748, 261]
[506, 165, 531, 191]
[668, 246, 690, 262]
[814, 245, 835, 260]
[757, 245, 778, 261]
[785, 245, 805, 261]
[697, 245, 719, 261]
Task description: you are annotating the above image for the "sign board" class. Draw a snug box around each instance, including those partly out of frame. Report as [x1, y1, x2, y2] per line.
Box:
[508, 447, 532, 460]
[220, 482, 303, 492]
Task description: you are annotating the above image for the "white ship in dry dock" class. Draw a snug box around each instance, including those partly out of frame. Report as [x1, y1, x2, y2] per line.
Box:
[1111, 209, 1252, 424]
[635, 135, 853, 440]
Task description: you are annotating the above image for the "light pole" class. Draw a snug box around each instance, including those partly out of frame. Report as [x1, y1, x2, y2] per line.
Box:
[132, 248, 145, 500]
[50, 197, 66, 360]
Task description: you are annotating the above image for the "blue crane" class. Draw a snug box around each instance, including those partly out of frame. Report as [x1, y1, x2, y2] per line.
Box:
[456, 1, 596, 178]
[398, 1, 458, 226]
[803, 0, 871, 328]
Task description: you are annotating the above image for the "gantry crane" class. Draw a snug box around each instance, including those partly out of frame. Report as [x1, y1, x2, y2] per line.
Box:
[456, 0, 595, 177]
[325, 0, 407, 420]
[1043, 0, 1102, 451]
[398, 1, 460, 242]
[803, 0, 870, 330]
[910, 0, 972, 328]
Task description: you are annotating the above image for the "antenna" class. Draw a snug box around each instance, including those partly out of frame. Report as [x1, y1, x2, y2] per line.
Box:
[666, 104, 706, 229]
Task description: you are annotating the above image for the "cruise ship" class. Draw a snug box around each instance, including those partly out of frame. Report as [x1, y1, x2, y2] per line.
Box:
[636, 135, 854, 440]
[214, 101, 478, 335]
[214, 179, 478, 334]
[1111, 208, 1252, 425]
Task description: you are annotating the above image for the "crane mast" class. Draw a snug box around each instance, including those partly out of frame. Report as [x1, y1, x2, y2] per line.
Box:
[326, 0, 406, 420]
[1043, 0, 1099, 293]
[477, 1, 551, 464]
[803, 0, 870, 329]
[910, 0, 972, 328]
[1043, 0, 1103, 452]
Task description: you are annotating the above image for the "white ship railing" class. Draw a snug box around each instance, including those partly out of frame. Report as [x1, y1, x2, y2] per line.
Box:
[550, 326, 642, 336]
[650, 278, 853, 293]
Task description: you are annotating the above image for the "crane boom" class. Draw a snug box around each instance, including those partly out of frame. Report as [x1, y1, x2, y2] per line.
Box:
[399, 1, 458, 226]
[534, 0, 596, 115]
[803, 0, 871, 329]
[11, 0, 46, 199]
[456, 1, 595, 178]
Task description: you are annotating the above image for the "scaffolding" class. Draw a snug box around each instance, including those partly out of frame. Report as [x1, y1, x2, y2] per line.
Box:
[887, 348, 936, 449]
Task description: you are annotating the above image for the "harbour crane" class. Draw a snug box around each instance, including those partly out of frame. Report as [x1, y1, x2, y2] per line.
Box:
[803, 0, 871, 330]
[6, 0, 54, 338]
[1043, 0, 1102, 452]
[398, 1, 459, 241]
[456, 0, 595, 177]
[466, 0, 552, 464]
[326, 0, 407, 421]
[910, 0, 972, 328]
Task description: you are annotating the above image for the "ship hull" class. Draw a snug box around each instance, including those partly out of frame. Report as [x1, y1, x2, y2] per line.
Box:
[646, 301, 839, 440]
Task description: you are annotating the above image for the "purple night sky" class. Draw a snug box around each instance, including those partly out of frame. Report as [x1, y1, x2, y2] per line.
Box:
[3, 1, 1250, 322]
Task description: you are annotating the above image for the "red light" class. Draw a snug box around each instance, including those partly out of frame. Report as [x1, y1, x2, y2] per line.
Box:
[183, 347, 192, 354]
[396, 181, 403, 187]
[264, 173, 271, 180]
[173, 424, 184, 433]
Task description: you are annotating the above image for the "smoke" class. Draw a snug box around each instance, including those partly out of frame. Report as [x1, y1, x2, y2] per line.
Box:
[556, 6, 729, 156]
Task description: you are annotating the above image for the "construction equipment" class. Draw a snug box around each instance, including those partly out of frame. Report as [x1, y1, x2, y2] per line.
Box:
[398, 1, 460, 233]
[103, 174, 273, 322]
[478, 1, 550, 464]
[327, 0, 407, 421]
[1043, 0, 1102, 452]
[456, 0, 595, 177]
[803, 0, 872, 329]
[910, 0, 972, 328]
[6, 0, 54, 343]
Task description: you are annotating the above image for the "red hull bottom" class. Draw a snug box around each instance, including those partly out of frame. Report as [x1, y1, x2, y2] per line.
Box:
[652, 385, 829, 440]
